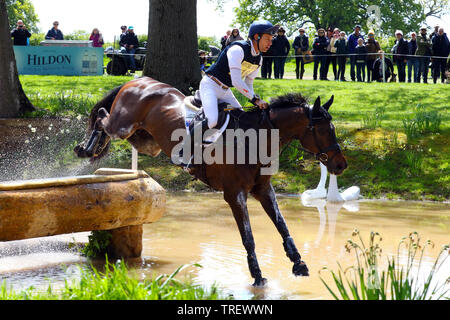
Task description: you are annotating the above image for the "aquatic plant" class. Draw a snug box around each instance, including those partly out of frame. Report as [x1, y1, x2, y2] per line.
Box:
[81, 230, 112, 258]
[319, 230, 450, 300]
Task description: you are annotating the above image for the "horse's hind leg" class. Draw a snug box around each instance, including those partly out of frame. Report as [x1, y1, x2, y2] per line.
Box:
[251, 183, 309, 276]
[127, 129, 161, 157]
[224, 189, 267, 287]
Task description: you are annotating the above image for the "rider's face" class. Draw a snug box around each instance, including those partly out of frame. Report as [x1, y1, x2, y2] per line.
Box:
[258, 33, 273, 53]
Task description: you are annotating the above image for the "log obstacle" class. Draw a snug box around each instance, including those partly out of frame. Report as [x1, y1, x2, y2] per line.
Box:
[0, 168, 166, 258]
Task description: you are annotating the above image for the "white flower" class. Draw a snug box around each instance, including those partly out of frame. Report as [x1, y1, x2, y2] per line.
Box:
[31, 127, 36, 133]
[25, 139, 30, 144]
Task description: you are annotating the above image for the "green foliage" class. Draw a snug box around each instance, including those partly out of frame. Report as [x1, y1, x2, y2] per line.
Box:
[361, 106, 386, 129]
[64, 30, 90, 40]
[81, 231, 112, 258]
[6, 0, 40, 33]
[319, 230, 450, 300]
[28, 32, 45, 46]
[0, 260, 229, 300]
[137, 34, 148, 47]
[229, 0, 429, 36]
[403, 104, 442, 142]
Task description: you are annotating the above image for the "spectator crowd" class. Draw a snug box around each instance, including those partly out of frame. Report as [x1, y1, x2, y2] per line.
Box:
[219, 23, 450, 84]
[10, 18, 450, 84]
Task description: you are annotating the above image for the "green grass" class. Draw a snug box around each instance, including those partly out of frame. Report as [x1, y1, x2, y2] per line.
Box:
[0, 259, 229, 300]
[19, 74, 450, 201]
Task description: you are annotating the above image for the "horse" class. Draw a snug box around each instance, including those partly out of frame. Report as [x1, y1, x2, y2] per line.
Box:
[74, 76, 347, 286]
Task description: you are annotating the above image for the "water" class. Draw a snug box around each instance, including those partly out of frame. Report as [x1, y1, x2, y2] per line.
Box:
[0, 193, 448, 299]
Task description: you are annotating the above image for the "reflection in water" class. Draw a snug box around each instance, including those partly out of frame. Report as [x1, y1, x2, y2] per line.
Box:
[0, 193, 449, 299]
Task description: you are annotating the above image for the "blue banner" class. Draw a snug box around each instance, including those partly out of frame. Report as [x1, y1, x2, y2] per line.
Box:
[13, 46, 104, 76]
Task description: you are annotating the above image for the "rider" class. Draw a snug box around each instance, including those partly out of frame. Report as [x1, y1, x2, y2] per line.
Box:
[180, 20, 279, 168]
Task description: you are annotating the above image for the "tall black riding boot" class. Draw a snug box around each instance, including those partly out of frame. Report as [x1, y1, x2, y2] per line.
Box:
[179, 118, 210, 169]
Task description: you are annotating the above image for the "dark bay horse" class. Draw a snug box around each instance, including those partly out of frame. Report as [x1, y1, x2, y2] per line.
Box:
[75, 76, 347, 286]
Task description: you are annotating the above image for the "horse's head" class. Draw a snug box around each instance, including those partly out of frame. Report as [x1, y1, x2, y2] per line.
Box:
[298, 95, 347, 175]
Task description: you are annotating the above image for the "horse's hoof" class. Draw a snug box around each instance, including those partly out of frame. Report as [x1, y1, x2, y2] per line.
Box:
[293, 261, 309, 276]
[252, 277, 267, 287]
[74, 145, 87, 158]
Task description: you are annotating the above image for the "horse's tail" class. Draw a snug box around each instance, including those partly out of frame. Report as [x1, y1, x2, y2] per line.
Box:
[75, 84, 124, 161]
[88, 84, 124, 130]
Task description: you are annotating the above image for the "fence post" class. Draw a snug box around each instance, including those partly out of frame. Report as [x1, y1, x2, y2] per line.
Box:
[382, 52, 386, 83]
[132, 147, 138, 170]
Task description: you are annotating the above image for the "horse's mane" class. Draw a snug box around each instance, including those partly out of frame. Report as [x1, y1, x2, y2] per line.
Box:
[269, 92, 309, 109]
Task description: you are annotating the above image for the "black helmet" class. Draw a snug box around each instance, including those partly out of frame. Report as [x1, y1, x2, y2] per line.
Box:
[248, 20, 280, 39]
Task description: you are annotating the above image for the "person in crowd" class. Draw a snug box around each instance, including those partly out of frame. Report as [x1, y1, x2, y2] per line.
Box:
[431, 27, 450, 84]
[292, 27, 309, 79]
[393, 30, 408, 82]
[365, 30, 380, 82]
[45, 21, 64, 40]
[347, 25, 364, 81]
[225, 28, 244, 46]
[431, 24, 440, 38]
[312, 28, 329, 80]
[326, 27, 339, 80]
[261, 43, 274, 79]
[10, 20, 31, 46]
[407, 32, 419, 83]
[220, 30, 231, 50]
[334, 31, 348, 81]
[373, 50, 395, 82]
[355, 38, 367, 82]
[272, 27, 291, 79]
[199, 50, 207, 72]
[120, 25, 127, 42]
[89, 28, 104, 48]
[416, 26, 433, 83]
[119, 26, 139, 72]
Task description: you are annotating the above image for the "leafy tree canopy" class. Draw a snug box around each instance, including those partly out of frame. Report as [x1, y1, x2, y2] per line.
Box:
[6, 0, 39, 33]
[211, 0, 447, 37]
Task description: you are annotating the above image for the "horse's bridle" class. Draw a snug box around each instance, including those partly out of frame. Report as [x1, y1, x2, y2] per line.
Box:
[261, 105, 341, 165]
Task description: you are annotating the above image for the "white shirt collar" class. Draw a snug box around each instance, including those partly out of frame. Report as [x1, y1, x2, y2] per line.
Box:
[250, 40, 259, 56]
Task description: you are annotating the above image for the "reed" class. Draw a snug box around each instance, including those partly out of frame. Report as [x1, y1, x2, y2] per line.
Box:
[319, 230, 450, 300]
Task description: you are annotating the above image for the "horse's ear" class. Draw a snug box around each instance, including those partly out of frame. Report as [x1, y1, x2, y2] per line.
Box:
[322, 95, 334, 111]
[313, 96, 321, 112]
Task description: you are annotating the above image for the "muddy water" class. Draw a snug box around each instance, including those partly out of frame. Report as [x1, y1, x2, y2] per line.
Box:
[0, 192, 449, 299]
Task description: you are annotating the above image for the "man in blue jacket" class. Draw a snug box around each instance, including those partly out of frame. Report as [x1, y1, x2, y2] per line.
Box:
[313, 28, 329, 80]
[272, 27, 291, 79]
[292, 27, 309, 79]
[120, 26, 140, 72]
[432, 27, 450, 84]
[347, 25, 364, 81]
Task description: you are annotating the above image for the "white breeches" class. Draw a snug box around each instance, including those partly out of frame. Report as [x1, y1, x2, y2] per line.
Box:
[199, 76, 243, 129]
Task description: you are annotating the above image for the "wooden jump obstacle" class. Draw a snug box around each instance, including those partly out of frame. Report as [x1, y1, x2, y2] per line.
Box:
[0, 168, 166, 258]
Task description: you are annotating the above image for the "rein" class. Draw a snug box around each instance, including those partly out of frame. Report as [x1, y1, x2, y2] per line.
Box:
[262, 105, 341, 165]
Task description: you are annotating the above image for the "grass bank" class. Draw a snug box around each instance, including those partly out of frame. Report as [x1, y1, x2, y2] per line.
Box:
[19, 75, 449, 201]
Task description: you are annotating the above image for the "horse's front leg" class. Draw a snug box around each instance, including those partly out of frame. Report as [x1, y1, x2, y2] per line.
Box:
[251, 183, 309, 276]
[224, 189, 267, 287]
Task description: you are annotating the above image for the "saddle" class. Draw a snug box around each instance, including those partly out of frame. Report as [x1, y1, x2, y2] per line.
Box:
[183, 90, 231, 144]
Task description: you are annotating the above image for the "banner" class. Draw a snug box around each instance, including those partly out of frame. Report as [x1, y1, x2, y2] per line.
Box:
[13, 46, 104, 76]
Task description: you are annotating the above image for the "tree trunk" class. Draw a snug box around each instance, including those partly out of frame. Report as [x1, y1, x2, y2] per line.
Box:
[144, 0, 201, 95]
[0, 0, 34, 117]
